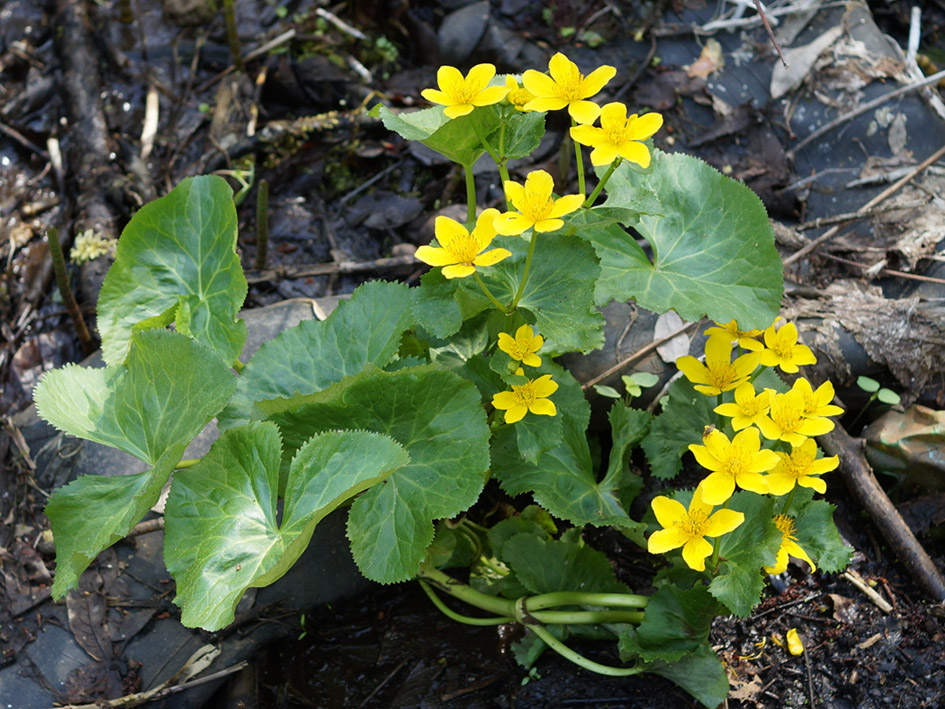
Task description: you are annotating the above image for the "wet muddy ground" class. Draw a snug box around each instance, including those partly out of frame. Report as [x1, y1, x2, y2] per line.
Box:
[3, 1, 945, 707]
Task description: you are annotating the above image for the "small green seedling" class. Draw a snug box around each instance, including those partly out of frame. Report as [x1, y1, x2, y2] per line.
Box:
[851, 376, 901, 429]
[593, 371, 659, 403]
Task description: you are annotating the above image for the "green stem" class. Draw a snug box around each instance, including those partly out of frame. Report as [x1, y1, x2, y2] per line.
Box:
[47, 227, 94, 356]
[417, 567, 646, 626]
[470, 118, 500, 163]
[510, 231, 539, 310]
[221, 0, 243, 71]
[418, 580, 513, 625]
[780, 486, 798, 516]
[584, 158, 621, 207]
[572, 118, 585, 195]
[528, 624, 642, 677]
[526, 591, 648, 610]
[254, 178, 269, 270]
[464, 163, 476, 225]
[473, 272, 508, 314]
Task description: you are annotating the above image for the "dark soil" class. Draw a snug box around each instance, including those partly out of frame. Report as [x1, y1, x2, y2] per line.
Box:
[2, 1, 945, 707]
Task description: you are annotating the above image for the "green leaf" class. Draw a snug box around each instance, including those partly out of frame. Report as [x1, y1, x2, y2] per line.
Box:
[593, 384, 621, 399]
[165, 424, 409, 630]
[493, 369, 641, 532]
[605, 404, 651, 508]
[710, 491, 781, 617]
[502, 111, 545, 160]
[372, 104, 496, 166]
[219, 281, 415, 428]
[857, 376, 880, 393]
[877, 388, 901, 405]
[793, 499, 851, 573]
[263, 365, 491, 583]
[97, 175, 247, 366]
[411, 270, 490, 341]
[618, 636, 729, 709]
[469, 233, 604, 353]
[641, 377, 715, 480]
[619, 584, 720, 663]
[35, 330, 236, 597]
[501, 534, 630, 595]
[582, 152, 783, 329]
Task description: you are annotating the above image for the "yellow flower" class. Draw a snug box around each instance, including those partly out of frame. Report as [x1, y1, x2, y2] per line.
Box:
[569, 103, 663, 168]
[421, 64, 509, 119]
[764, 514, 815, 575]
[766, 438, 838, 496]
[793, 377, 844, 418]
[494, 170, 585, 235]
[689, 427, 777, 505]
[758, 319, 816, 373]
[756, 387, 835, 447]
[714, 382, 770, 431]
[492, 374, 558, 423]
[498, 324, 544, 367]
[415, 208, 510, 279]
[676, 336, 760, 396]
[522, 52, 616, 124]
[703, 320, 764, 352]
[648, 484, 745, 572]
[504, 75, 534, 111]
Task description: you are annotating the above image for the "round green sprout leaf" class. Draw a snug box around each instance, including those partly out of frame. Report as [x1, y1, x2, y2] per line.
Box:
[857, 376, 880, 393]
[593, 384, 622, 399]
[877, 388, 901, 406]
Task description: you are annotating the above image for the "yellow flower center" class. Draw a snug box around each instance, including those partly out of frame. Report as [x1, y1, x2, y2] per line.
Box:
[740, 397, 762, 416]
[450, 234, 481, 264]
[676, 509, 709, 538]
[783, 448, 815, 479]
[771, 335, 795, 359]
[508, 341, 532, 359]
[724, 452, 746, 477]
[557, 66, 585, 101]
[521, 193, 553, 221]
[508, 88, 531, 107]
[773, 514, 797, 540]
[772, 402, 803, 433]
[605, 121, 629, 145]
[706, 361, 738, 389]
[513, 381, 538, 407]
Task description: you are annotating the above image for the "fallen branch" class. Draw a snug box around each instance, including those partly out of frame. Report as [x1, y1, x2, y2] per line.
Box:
[244, 253, 420, 284]
[783, 142, 945, 266]
[819, 420, 945, 601]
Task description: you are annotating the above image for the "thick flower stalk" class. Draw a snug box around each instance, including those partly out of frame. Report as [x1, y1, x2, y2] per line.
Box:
[522, 52, 616, 124]
[766, 438, 839, 496]
[492, 374, 558, 423]
[758, 319, 817, 373]
[689, 427, 778, 505]
[647, 485, 745, 572]
[570, 103, 663, 168]
[421, 64, 509, 119]
[494, 169, 585, 235]
[498, 324, 544, 367]
[504, 75, 535, 111]
[676, 337, 760, 396]
[764, 514, 815, 575]
[415, 208, 510, 279]
[713, 382, 770, 431]
[703, 320, 764, 352]
[756, 386, 835, 446]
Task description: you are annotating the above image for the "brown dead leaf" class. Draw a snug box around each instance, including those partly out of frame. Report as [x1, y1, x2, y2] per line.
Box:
[729, 674, 765, 705]
[686, 38, 724, 79]
[827, 592, 860, 625]
[66, 570, 112, 662]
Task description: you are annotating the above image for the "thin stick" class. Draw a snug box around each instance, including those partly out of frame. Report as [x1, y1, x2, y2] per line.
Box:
[753, 0, 788, 68]
[783, 142, 945, 266]
[580, 320, 699, 390]
[820, 253, 945, 286]
[46, 227, 94, 355]
[789, 68, 945, 157]
[254, 179, 269, 270]
[795, 200, 926, 230]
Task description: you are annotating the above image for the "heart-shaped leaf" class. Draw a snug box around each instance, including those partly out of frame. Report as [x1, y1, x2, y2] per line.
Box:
[164, 423, 409, 630]
[97, 175, 247, 366]
[34, 330, 236, 597]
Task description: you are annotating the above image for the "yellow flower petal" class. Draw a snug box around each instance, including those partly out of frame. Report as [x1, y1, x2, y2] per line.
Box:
[547, 193, 586, 219]
[414, 245, 458, 267]
[700, 471, 736, 505]
[651, 495, 687, 529]
[493, 213, 532, 236]
[441, 264, 476, 279]
[521, 68, 558, 97]
[533, 217, 564, 233]
[620, 140, 651, 168]
[581, 64, 617, 96]
[443, 104, 474, 119]
[523, 96, 568, 113]
[465, 63, 496, 92]
[705, 509, 744, 538]
[630, 112, 664, 140]
[569, 99, 602, 125]
[529, 398, 557, 417]
[681, 536, 714, 572]
[647, 527, 689, 554]
[472, 248, 511, 267]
